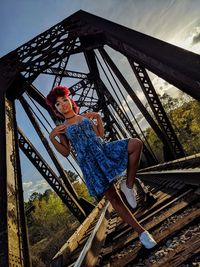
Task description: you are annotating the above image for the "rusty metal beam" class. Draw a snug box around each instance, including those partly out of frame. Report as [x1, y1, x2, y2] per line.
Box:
[12, 101, 31, 267]
[0, 96, 31, 267]
[18, 127, 87, 222]
[128, 59, 185, 159]
[0, 93, 9, 266]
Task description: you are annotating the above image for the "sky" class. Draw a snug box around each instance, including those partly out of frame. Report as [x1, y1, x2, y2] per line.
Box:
[1, 0, 200, 200]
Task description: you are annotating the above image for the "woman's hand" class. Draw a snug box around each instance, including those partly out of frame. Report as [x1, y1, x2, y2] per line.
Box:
[49, 124, 66, 140]
[49, 124, 70, 157]
[83, 112, 100, 124]
[83, 112, 104, 138]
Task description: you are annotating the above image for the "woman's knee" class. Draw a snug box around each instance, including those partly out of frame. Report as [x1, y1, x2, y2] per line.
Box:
[104, 185, 120, 205]
[128, 138, 143, 153]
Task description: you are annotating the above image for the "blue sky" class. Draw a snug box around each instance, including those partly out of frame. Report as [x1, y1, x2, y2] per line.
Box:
[1, 0, 200, 200]
[1, 0, 200, 56]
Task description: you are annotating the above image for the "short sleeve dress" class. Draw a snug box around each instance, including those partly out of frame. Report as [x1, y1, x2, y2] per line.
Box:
[65, 118, 130, 197]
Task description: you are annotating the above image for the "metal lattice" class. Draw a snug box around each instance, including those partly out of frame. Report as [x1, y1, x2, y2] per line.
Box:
[18, 128, 86, 222]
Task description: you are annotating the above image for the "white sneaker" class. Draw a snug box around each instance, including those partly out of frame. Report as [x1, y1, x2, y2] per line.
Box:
[139, 231, 157, 249]
[120, 180, 137, 209]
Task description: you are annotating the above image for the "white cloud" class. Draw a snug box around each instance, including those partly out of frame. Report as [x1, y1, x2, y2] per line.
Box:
[30, 179, 50, 192]
[120, 94, 133, 112]
[151, 75, 182, 99]
[131, 114, 148, 131]
[23, 179, 51, 201]
[23, 181, 33, 189]
[151, 76, 169, 95]
[135, 90, 146, 103]
[191, 26, 200, 45]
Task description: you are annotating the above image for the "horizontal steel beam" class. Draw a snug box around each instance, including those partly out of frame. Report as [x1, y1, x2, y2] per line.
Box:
[137, 169, 200, 186]
[70, 10, 200, 100]
[138, 153, 200, 172]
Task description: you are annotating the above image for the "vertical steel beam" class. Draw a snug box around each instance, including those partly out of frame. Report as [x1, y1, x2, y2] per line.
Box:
[0, 93, 9, 266]
[12, 101, 32, 267]
[0, 96, 31, 267]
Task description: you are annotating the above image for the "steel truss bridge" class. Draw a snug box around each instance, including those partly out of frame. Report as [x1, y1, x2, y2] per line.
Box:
[0, 10, 200, 267]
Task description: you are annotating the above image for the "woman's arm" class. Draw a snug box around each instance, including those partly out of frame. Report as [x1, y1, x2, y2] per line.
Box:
[83, 112, 104, 138]
[49, 125, 71, 157]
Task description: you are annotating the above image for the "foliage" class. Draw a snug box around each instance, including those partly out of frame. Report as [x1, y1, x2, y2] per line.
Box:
[144, 93, 200, 161]
[73, 180, 97, 203]
[168, 99, 200, 154]
[30, 228, 76, 267]
[27, 191, 75, 245]
[26, 172, 97, 267]
[143, 127, 164, 162]
[66, 170, 79, 182]
[66, 170, 97, 202]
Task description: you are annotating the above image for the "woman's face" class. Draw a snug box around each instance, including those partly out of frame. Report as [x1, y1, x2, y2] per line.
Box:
[54, 95, 73, 114]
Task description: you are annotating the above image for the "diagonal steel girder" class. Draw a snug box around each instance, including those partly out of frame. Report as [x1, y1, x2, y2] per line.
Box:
[75, 47, 157, 164]
[97, 79, 157, 165]
[49, 71, 155, 163]
[98, 48, 171, 145]
[18, 127, 86, 223]
[19, 95, 94, 215]
[68, 10, 200, 100]
[128, 59, 185, 159]
[1, 10, 199, 101]
[41, 68, 89, 79]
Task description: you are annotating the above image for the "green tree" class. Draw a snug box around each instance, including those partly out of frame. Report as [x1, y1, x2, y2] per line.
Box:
[144, 93, 200, 160]
[66, 170, 79, 182]
[29, 192, 42, 202]
[144, 127, 163, 162]
[73, 180, 97, 204]
[27, 190, 77, 244]
[169, 100, 200, 154]
[26, 189, 80, 266]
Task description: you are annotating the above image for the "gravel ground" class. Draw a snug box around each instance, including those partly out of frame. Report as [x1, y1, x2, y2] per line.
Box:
[129, 206, 200, 267]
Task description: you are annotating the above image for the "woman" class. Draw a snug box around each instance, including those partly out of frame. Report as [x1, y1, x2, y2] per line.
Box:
[46, 85, 157, 249]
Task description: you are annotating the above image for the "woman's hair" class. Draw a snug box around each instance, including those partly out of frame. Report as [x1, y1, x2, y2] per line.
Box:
[46, 86, 79, 117]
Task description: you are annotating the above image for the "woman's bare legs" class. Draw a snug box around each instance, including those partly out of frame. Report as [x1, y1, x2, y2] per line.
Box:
[126, 138, 143, 188]
[104, 184, 145, 234]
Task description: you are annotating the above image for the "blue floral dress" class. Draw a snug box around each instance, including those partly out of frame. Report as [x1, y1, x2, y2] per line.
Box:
[65, 118, 130, 197]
